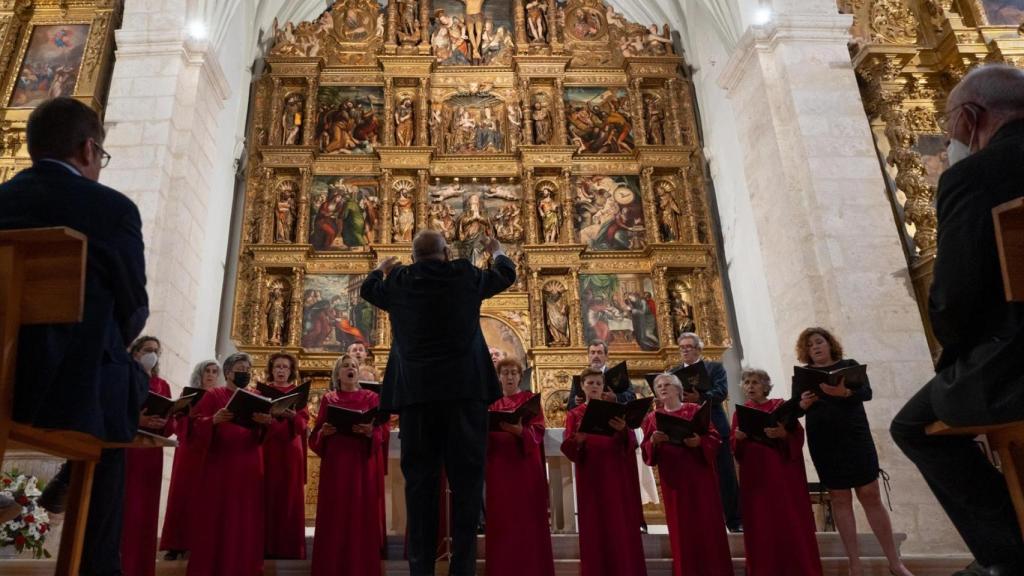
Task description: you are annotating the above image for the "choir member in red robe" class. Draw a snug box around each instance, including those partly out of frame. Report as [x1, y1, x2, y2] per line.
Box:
[486, 358, 555, 576]
[160, 359, 221, 559]
[186, 353, 271, 576]
[261, 352, 308, 559]
[309, 354, 386, 576]
[561, 368, 647, 576]
[641, 373, 732, 576]
[122, 336, 172, 576]
[731, 368, 822, 576]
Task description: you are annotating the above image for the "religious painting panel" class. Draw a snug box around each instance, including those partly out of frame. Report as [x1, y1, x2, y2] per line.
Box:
[438, 91, 509, 154]
[308, 175, 381, 251]
[430, 0, 515, 66]
[315, 86, 383, 155]
[980, 0, 1024, 25]
[301, 274, 378, 352]
[9, 24, 91, 108]
[563, 3, 607, 41]
[427, 178, 523, 266]
[481, 315, 527, 366]
[579, 273, 660, 351]
[564, 87, 636, 153]
[572, 175, 646, 251]
[913, 134, 948, 189]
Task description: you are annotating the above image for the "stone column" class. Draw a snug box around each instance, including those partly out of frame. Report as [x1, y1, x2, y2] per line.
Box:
[296, 168, 313, 244]
[288, 267, 305, 347]
[523, 169, 539, 244]
[560, 169, 574, 242]
[717, 0, 954, 550]
[381, 169, 394, 243]
[384, 77, 395, 145]
[640, 167, 659, 245]
[416, 170, 430, 230]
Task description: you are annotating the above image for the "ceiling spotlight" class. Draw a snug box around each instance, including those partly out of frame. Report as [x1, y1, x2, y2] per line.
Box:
[753, 7, 773, 25]
[187, 20, 208, 40]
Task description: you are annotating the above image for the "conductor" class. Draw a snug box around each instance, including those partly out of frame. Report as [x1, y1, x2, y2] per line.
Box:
[361, 229, 516, 576]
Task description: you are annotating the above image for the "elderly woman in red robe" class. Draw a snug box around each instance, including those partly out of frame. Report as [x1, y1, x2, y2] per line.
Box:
[159, 359, 221, 560]
[561, 368, 647, 576]
[732, 368, 822, 576]
[641, 373, 732, 576]
[309, 354, 387, 576]
[122, 336, 173, 576]
[486, 358, 555, 576]
[187, 353, 271, 576]
[261, 352, 308, 559]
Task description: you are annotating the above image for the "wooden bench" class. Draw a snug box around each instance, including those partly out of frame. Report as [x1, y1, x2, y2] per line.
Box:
[0, 227, 175, 574]
[926, 198, 1024, 541]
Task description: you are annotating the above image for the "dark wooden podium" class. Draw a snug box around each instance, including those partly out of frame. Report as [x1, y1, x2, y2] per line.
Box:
[0, 227, 174, 574]
[927, 197, 1024, 541]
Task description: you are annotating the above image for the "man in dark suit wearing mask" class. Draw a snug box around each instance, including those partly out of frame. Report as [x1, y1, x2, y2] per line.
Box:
[0, 97, 149, 575]
[361, 229, 515, 576]
[890, 64, 1024, 576]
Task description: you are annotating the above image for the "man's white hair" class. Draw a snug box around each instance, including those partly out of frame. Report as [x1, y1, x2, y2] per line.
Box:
[950, 64, 1024, 117]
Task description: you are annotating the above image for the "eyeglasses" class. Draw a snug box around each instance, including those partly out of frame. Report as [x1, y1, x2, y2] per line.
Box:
[91, 139, 111, 168]
[679, 345, 698, 351]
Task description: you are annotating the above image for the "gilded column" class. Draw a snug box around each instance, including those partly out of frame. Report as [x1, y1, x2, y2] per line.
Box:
[269, 77, 283, 145]
[419, 0, 430, 46]
[514, 0, 529, 51]
[304, 76, 319, 146]
[554, 78, 567, 146]
[288, 267, 305, 347]
[560, 168, 574, 242]
[296, 167, 313, 244]
[381, 169, 394, 243]
[640, 167, 659, 245]
[521, 78, 534, 145]
[530, 270, 545, 346]
[385, 0, 398, 51]
[416, 170, 430, 230]
[568, 268, 583, 346]
[384, 77, 395, 145]
[260, 167, 276, 244]
[679, 167, 697, 243]
[667, 78, 683, 147]
[631, 77, 647, 145]
[653, 266, 672, 349]
[546, 0, 561, 51]
[417, 77, 430, 146]
[252, 266, 267, 346]
[523, 169, 539, 244]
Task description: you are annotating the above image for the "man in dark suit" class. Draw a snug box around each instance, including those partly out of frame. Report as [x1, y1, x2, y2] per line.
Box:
[676, 332, 742, 532]
[0, 97, 149, 575]
[566, 339, 636, 410]
[361, 229, 515, 576]
[890, 64, 1024, 576]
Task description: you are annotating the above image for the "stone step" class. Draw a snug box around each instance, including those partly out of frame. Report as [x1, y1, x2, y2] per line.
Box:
[0, 555, 977, 576]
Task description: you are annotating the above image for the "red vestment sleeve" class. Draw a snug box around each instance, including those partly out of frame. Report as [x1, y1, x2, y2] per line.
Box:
[560, 408, 583, 462]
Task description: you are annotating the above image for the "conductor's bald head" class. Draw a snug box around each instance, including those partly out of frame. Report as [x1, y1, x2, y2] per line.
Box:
[413, 230, 449, 262]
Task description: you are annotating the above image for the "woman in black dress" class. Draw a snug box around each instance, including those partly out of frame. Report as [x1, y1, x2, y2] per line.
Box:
[796, 327, 913, 576]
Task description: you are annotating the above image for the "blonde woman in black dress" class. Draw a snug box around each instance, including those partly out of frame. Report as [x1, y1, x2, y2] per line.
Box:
[796, 327, 913, 576]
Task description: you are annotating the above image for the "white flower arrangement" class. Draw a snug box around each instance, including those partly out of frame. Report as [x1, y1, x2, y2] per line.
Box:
[1, 469, 51, 559]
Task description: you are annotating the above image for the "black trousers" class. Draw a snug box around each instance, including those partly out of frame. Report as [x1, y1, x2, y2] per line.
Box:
[400, 400, 488, 576]
[891, 382, 1024, 568]
[53, 448, 126, 576]
[713, 408, 742, 529]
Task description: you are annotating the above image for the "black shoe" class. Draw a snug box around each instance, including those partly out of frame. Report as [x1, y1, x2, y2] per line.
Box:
[953, 561, 1021, 576]
[163, 551, 185, 561]
[727, 524, 743, 533]
[37, 476, 69, 514]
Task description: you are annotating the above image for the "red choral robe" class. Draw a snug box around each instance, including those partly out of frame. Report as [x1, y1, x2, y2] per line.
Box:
[186, 387, 266, 576]
[731, 399, 823, 576]
[485, 391, 556, 576]
[561, 403, 647, 576]
[121, 375, 172, 576]
[309, 389, 386, 576]
[261, 382, 308, 559]
[641, 404, 732, 576]
[160, 391, 209, 553]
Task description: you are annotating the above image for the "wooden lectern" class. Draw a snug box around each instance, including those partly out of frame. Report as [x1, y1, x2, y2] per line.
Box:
[0, 227, 174, 574]
[926, 198, 1024, 541]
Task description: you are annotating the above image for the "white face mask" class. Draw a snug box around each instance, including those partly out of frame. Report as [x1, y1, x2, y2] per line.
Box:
[139, 352, 158, 372]
[946, 138, 972, 167]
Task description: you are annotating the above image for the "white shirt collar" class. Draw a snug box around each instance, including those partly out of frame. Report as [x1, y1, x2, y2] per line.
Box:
[37, 158, 82, 177]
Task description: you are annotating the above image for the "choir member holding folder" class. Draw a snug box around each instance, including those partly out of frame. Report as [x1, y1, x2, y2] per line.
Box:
[309, 354, 387, 576]
[260, 353, 308, 559]
[186, 353, 271, 576]
[123, 336, 173, 576]
[795, 328, 913, 576]
[641, 373, 732, 576]
[160, 359, 221, 560]
[561, 368, 647, 576]
[731, 369, 822, 576]
[485, 358, 555, 576]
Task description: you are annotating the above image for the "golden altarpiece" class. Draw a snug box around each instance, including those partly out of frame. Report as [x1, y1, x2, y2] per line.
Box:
[232, 0, 732, 519]
[0, 0, 121, 181]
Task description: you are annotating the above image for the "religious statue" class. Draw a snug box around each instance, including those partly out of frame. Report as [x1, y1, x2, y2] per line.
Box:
[428, 202, 457, 240]
[281, 93, 305, 145]
[266, 283, 287, 345]
[537, 184, 561, 243]
[506, 102, 522, 148]
[655, 180, 683, 241]
[643, 93, 665, 146]
[395, 97, 415, 147]
[429, 106, 444, 149]
[274, 180, 298, 243]
[462, 0, 487, 62]
[494, 202, 524, 242]
[455, 193, 494, 267]
[670, 281, 697, 340]
[531, 96, 552, 145]
[525, 0, 548, 43]
[397, 0, 420, 45]
[543, 282, 571, 346]
[392, 185, 416, 242]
